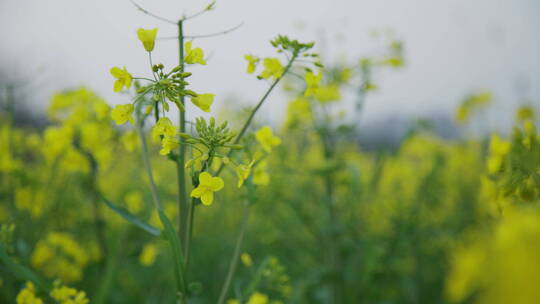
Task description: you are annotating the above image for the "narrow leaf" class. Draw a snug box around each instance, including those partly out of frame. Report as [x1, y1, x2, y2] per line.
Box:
[157, 208, 187, 297]
[0, 244, 51, 292]
[101, 196, 161, 236]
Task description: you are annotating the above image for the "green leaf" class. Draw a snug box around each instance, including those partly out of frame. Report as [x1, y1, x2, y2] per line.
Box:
[0, 244, 51, 292]
[157, 208, 188, 297]
[101, 196, 161, 236]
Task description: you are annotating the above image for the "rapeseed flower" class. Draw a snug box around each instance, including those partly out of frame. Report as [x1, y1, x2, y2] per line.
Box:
[259, 58, 283, 80]
[190, 172, 224, 205]
[185, 41, 206, 65]
[255, 126, 281, 152]
[111, 104, 134, 125]
[137, 28, 158, 52]
[110, 67, 132, 92]
[191, 94, 214, 112]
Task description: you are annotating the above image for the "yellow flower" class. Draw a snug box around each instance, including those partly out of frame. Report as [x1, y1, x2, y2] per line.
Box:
[110, 67, 132, 92]
[247, 292, 269, 304]
[315, 84, 341, 102]
[160, 136, 179, 155]
[139, 242, 159, 266]
[304, 71, 322, 97]
[255, 126, 281, 152]
[244, 54, 259, 74]
[152, 117, 177, 140]
[111, 104, 134, 125]
[241, 252, 253, 267]
[236, 160, 255, 188]
[190, 172, 224, 205]
[191, 94, 215, 112]
[185, 41, 206, 65]
[137, 28, 158, 52]
[259, 58, 283, 80]
[16, 282, 43, 304]
[487, 134, 510, 174]
[50, 283, 89, 304]
[253, 160, 270, 186]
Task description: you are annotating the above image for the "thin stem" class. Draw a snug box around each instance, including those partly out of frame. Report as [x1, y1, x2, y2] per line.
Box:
[216, 54, 298, 176]
[158, 23, 243, 40]
[130, 0, 177, 25]
[217, 202, 251, 304]
[181, 1, 215, 21]
[136, 119, 163, 210]
[176, 20, 190, 249]
[183, 198, 197, 267]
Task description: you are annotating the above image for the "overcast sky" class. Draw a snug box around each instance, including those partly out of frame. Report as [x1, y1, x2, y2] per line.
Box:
[1, 0, 539, 129]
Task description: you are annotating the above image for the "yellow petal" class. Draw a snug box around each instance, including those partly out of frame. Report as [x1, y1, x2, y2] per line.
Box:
[198, 172, 212, 186]
[201, 191, 214, 205]
[210, 177, 224, 191]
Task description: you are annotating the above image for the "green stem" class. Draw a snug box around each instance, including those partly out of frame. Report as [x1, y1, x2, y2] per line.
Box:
[217, 202, 251, 304]
[215, 54, 298, 176]
[183, 197, 196, 268]
[177, 19, 189, 248]
[136, 119, 162, 210]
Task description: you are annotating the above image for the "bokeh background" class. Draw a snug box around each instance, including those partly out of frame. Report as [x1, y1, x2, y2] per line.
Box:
[2, 0, 539, 137]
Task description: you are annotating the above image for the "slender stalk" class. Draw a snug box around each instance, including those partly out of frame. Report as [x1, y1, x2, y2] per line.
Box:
[183, 197, 196, 267]
[177, 19, 189, 247]
[216, 54, 298, 176]
[217, 203, 251, 304]
[136, 120, 162, 210]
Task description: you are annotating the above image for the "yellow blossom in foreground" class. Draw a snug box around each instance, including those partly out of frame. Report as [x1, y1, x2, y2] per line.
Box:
[191, 93, 215, 112]
[111, 104, 134, 125]
[259, 58, 283, 80]
[190, 172, 224, 205]
[185, 41, 206, 65]
[445, 209, 540, 304]
[303, 71, 322, 97]
[16, 282, 43, 304]
[244, 54, 259, 74]
[139, 242, 159, 266]
[137, 28, 158, 52]
[255, 126, 281, 153]
[50, 282, 89, 304]
[110, 67, 132, 92]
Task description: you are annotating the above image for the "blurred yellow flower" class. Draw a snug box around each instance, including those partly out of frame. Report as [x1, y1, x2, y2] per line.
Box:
[16, 282, 43, 304]
[139, 242, 159, 266]
[259, 58, 283, 80]
[255, 126, 281, 153]
[241, 252, 253, 267]
[247, 292, 269, 304]
[111, 104, 134, 125]
[303, 71, 322, 97]
[244, 54, 259, 74]
[50, 282, 89, 304]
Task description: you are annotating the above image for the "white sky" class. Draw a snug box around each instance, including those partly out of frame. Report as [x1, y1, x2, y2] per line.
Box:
[1, 0, 539, 129]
